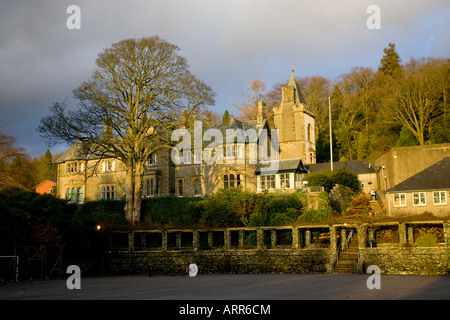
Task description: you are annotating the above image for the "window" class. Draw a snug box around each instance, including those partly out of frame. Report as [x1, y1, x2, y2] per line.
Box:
[433, 191, 447, 205]
[102, 160, 115, 172]
[67, 187, 83, 203]
[101, 185, 115, 200]
[77, 188, 83, 203]
[182, 150, 191, 164]
[236, 174, 241, 186]
[307, 123, 311, 142]
[279, 173, 291, 189]
[236, 144, 244, 161]
[413, 192, 426, 206]
[177, 179, 184, 197]
[223, 175, 229, 189]
[393, 193, 406, 206]
[147, 153, 156, 166]
[266, 175, 275, 189]
[67, 162, 84, 174]
[67, 188, 73, 200]
[260, 175, 266, 190]
[193, 178, 201, 197]
[226, 145, 235, 160]
[229, 174, 235, 188]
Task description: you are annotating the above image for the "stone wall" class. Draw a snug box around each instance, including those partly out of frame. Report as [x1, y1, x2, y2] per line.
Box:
[106, 220, 450, 276]
[358, 247, 448, 275]
[108, 249, 336, 275]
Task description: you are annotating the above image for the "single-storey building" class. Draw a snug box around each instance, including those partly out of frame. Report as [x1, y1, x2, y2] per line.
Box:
[385, 157, 450, 217]
[35, 179, 57, 195]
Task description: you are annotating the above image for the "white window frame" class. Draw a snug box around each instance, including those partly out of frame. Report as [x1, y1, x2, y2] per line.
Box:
[433, 191, 447, 205]
[393, 193, 406, 207]
[413, 192, 426, 206]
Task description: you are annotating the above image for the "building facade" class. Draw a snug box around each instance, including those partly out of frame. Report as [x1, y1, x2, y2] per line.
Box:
[55, 71, 316, 203]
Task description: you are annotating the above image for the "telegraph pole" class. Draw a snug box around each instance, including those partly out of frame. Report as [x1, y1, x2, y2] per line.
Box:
[329, 97, 333, 171]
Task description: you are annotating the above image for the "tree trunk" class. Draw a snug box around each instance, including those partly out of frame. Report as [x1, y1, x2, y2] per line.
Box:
[124, 159, 145, 225]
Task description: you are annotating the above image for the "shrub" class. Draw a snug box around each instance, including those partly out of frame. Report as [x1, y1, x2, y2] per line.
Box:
[306, 168, 359, 192]
[415, 234, 438, 247]
[142, 197, 204, 227]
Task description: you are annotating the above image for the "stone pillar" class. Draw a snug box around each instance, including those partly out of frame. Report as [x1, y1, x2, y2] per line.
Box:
[444, 221, 450, 249]
[128, 232, 134, 251]
[176, 232, 182, 248]
[407, 225, 414, 244]
[193, 230, 199, 251]
[239, 230, 244, 249]
[257, 228, 264, 250]
[224, 229, 231, 250]
[271, 230, 277, 248]
[399, 223, 407, 245]
[208, 232, 214, 248]
[292, 227, 299, 249]
[340, 229, 346, 249]
[305, 230, 311, 246]
[329, 226, 337, 251]
[161, 230, 168, 251]
[357, 224, 367, 249]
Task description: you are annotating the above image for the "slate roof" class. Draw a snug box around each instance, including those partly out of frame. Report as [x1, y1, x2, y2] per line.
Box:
[255, 158, 308, 175]
[305, 160, 376, 175]
[386, 157, 450, 192]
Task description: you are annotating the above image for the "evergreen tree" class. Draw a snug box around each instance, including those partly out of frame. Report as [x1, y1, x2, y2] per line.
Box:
[222, 109, 231, 124]
[378, 43, 403, 78]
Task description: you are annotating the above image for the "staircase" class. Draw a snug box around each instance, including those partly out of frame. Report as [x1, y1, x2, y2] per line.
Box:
[333, 234, 359, 274]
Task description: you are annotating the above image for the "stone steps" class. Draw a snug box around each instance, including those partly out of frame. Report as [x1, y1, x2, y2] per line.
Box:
[333, 236, 359, 274]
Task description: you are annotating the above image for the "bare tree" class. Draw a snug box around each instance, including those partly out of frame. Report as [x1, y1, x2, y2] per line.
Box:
[38, 36, 215, 224]
[381, 58, 449, 146]
[233, 78, 266, 121]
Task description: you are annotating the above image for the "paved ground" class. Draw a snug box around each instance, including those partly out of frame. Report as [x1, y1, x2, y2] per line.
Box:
[0, 273, 449, 300]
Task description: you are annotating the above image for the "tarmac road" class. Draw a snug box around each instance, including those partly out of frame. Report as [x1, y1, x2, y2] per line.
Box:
[0, 273, 449, 300]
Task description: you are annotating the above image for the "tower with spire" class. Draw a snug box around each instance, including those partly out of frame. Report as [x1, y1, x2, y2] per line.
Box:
[273, 69, 316, 164]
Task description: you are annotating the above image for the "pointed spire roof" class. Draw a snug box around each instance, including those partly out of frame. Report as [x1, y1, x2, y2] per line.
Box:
[287, 69, 306, 104]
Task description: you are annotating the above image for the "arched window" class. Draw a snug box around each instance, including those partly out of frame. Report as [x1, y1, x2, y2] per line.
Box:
[67, 188, 72, 200]
[178, 179, 184, 197]
[101, 186, 106, 199]
[229, 174, 235, 188]
[237, 174, 241, 186]
[71, 187, 76, 202]
[77, 188, 83, 203]
[193, 178, 201, 197]
[223, 175, 229, 189]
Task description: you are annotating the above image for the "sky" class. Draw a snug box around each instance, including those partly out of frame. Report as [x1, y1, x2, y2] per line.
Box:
[0, 0, 449, 158]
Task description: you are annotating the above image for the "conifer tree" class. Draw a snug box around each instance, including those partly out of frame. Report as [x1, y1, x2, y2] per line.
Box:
[222, 109, 231, 124]
[378, 43, 403, 78]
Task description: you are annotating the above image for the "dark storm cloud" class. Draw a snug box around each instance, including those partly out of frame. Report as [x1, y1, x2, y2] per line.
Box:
[0, 0, 448, 157]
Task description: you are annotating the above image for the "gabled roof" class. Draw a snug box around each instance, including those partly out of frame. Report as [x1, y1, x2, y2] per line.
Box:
[34, 179, 57, 188]
[305, 160, 376, 175]
[255, 158, 308, 175]
[386, 157, 450, 192]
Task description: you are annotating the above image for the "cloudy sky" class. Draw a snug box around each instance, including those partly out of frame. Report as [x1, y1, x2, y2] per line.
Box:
[0, 0, 449, 157]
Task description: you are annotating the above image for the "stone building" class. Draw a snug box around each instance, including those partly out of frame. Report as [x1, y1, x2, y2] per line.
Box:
[385, 157, 450, 217]
[54, 70, 315, 203]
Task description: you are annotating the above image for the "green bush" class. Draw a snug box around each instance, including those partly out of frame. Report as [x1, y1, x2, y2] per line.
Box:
[306, 168, 359, 192]
[415, 234, 438, 247]
[142, 197, 204, 227]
